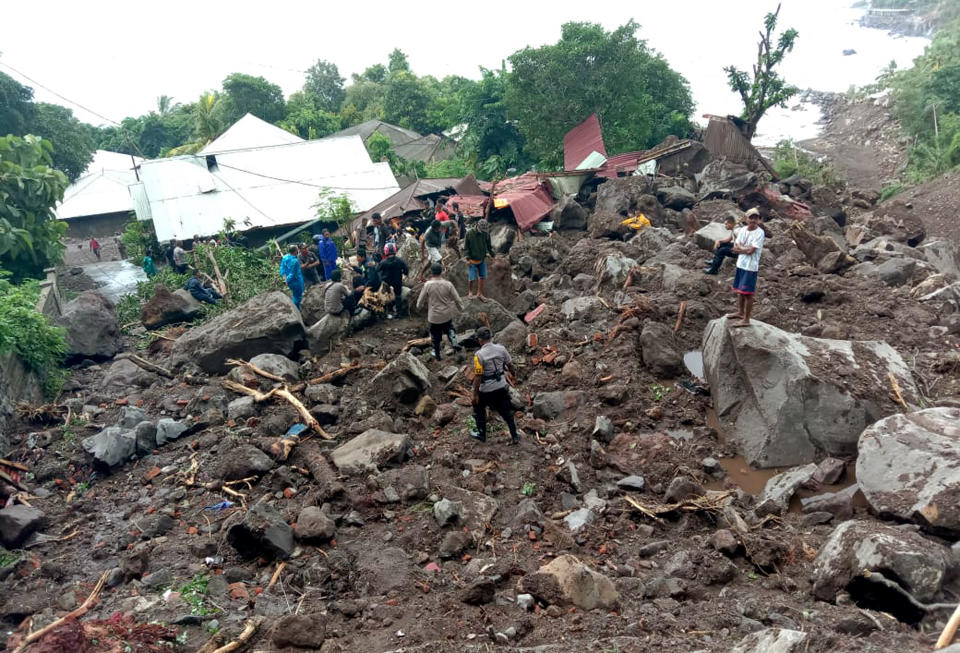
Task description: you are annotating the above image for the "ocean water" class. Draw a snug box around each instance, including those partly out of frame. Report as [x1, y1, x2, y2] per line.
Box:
[636, 1, 930, 145]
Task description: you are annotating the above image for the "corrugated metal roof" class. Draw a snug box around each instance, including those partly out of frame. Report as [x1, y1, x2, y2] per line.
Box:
[333, 120, 423, 147]
[139, 134, 399, 242]
[486, 172, 555, 231]
[564, 113, 607, 171]
[200, 113, 302, 155]
[444, 194, 488, 218]
[703, 117, 760, 166]
[56, 150, 143, 220]
[354, 176, 481, 224]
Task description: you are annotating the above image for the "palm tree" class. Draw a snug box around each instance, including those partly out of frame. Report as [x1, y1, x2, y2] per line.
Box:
[165, 92, 225, 157]
[156, 95, 180, 116]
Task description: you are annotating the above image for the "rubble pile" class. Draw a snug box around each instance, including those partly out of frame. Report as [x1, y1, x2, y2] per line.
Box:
[1, 161, 959, 653]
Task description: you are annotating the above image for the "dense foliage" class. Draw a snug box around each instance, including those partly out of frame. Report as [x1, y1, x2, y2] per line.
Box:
[506, 21, 694, 168]
[0, 271, 67, 397]
[889, 17, 960, 181]
[0, 135, 69, 279]
[120, 219, 160, 266]
[771, 140, 839, 187]
[724, 4, 799, 139]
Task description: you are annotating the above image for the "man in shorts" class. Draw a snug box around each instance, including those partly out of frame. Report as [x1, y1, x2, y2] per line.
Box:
[463, 219, 493, 300]
[727, 208, 765, 328]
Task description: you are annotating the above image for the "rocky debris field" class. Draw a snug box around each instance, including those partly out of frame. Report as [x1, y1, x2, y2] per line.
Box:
[2, 163, 960, 653]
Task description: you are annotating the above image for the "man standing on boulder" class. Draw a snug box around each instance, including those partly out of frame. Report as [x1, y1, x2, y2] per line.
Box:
[280, 244, 305, 309]
[471, 327, 519, 445]
[317, 229, 339, 281]
[464, 219, 493, 300]
[416, 262, 463, 360]
[726, 208, 765, 328]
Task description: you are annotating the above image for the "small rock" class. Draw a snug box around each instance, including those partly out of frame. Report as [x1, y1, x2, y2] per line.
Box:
[813, 457, 846, 485]
[227, 396, 256, 421]
[439, 531, 471, 559]
[591, 416, 614, 443]
[434, 498, 462, 527]
[0, 505, 45, 548]
[516, 593, 535, 610]
[155, 419, 188, 445]
[414, 395, 437, 418]
[271, 614, 327, 649]
[142, 569, 172, 588]
[709, 529, 739, 556]
[461, 577, 496, 605]
[616, 475, 645, 492]
[557, 460, 581, 492]
[563, 508, 595, 532]
[117, 406, 148, 429]
[663, 476, 705, 503]
[295, 507, 336, 542]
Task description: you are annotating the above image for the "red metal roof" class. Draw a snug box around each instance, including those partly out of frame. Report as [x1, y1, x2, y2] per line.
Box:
[444, 194, 489, 218]
[563, 113, 607, 171]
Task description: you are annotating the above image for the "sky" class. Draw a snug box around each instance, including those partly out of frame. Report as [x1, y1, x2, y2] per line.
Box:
[0, 0, 930, 142]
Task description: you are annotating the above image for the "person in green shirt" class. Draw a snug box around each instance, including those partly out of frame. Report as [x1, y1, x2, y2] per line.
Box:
[463, 219, 493, 300]
[142, 249, 157, 277]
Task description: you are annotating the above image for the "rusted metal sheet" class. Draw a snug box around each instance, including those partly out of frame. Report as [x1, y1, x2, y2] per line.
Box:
[703, 118, 761, 166]
[563, 113, 607, 171]
[444, 194, 489, 218]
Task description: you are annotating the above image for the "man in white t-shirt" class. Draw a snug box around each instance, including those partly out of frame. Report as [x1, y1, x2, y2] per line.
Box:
[726, 208, 765, 328]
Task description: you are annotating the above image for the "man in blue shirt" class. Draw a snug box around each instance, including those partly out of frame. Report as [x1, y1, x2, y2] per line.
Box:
[279, 244, 304, 309]
[316, 229, 339, 281]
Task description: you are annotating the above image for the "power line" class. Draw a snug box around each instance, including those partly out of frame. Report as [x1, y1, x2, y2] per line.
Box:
[0, 60, 147, 158]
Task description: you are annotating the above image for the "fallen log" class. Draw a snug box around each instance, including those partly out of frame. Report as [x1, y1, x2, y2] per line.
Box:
[226, 358, 285, 382]
[674, 301, 687, 334]
[205, 247, 229, 298]
[308, 360, 384, 383]
[116, 352, 175, 379]
[221, 380, 331, 441]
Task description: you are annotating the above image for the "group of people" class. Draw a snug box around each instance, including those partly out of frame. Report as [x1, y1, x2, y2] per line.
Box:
[703, 207, 766, 327]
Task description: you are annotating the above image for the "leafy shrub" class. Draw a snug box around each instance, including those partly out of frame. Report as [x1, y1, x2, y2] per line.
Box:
[120, 218, 159, 265]
[772, 140, 840, 187]
[879, 181, 905, 202]
[0, 271, 67, 396]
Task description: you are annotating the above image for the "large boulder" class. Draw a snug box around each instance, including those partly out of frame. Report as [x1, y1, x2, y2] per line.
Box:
[82, 426, 136, 469]
[562, 296, 605, 321]
[484, 257, 515, 308]
[301, 283, 327, 327]
[453, 297, 517, 334]
[856, 408, 960, 532]
[306, 312, 349, 355]
[697, 160, 758, 200]
[489, 223, 517, 254]
[656, 185, 696, 210]
[693, 222, 733, 252]
[730, 629, 808, 653]
[331, 429, 413, 475]
[595, 177, 652, 216]
[703, 318, 918, 468]
[517, 555, 619, 610]
[588, 211, 632, 240]
[789, 222, 855, 274]
[101, 359, 155, 390]
[369, 351, 430, 403]
[811, 519, 951, 603]
[850, 258, 918, 287]
[139, 285, 203, 329]
[55, 291, 121, 360]
[918, 239, 960, 280]
[855, 201, 925, 246]
[639, 322, 683, 377]
[0, 505, 45, 548]
[595, 253, 637, 288]
[171, 292, 306, 373]
[551, 195, 588, 230]
[248, 353, 300, 381]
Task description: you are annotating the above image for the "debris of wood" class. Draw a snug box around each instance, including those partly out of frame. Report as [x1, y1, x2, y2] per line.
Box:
[205, 247, 229, 298]
[226, 358, 284, 382]
[888, 371, 909, 411]
[308, 361, 385, 383]
[624, 491, 735, 524]
[116, 353, 175, 379]
[209, 617, 262, 653]
[936, 602, 960, 649]
[674, 300, 687, 334]
[221, 379, 330, 440]
[267, 561, 286, 590]
[12, 570, 109, 653]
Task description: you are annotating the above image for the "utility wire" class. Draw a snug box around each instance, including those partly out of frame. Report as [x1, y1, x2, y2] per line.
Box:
[215, 162, 399, 192]
[0, 60, 147, 158]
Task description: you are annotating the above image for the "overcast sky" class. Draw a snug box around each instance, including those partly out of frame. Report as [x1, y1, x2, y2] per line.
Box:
[1, 1, 928, 130]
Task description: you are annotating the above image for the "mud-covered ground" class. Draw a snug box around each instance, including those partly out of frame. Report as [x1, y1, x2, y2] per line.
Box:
[2, 196, 959, 653]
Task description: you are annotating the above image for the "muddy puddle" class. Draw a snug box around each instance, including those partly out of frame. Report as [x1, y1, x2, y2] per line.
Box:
[703, 406, 866, 512]
[683, 350, 705, 381]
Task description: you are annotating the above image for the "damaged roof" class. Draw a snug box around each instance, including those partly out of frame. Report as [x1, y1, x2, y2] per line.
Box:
[356, 176, 484, 223]
[564, 113, 607, 171]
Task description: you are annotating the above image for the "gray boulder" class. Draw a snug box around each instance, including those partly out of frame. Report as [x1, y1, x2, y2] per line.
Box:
[83, 426, 136, 468]
[918, 239, 960, 279]
[217, 444, 274, 480]
[55, 291, 121, 360]
[811, 519, 951, 602]
[703, 318, 917, 468]
[227, 396, 256, 421]
[306, 312, 349, 355]
[730, 629, 808, 653]
[248, 353, 300, 381]
[226, 502, 294, 560]
[155, 418, 188, 445]
[0, 505, 45, 548]
[101, 359, 154, 391]
[693, 222, 733, 252]
[850, 258, 917, 287]
[562, 296, 605, 321]
[596, 253, 637, 288]
[697, 160, 758, 200]
[295, 506, 336, 542]
[331, 429, 413, 475]
[756, 464, 818, 515]
[639, 322, 683, 377]
[489, 223, 518, 254]
[369, 351, 431, 403]
[657, 185, 696, 210]
[117, 406, 147, 429]
[856, 407, 960, 532]
[551, 195, 588, 230]
[453, 297, 516, 334]
[171, 291, 306, 373]
[139, 285, 203, 329]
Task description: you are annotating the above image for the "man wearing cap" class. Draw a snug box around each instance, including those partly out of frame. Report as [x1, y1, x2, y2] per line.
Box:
[416, 262, 464, 360]
[726, 208, 765, 328]
[377, 242, 409, 319]
[471, 327, 519, 445]
[463, 219, 493, 300]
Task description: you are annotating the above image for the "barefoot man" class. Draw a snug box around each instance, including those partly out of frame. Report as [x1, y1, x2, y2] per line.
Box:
[726, 208, 765, 328]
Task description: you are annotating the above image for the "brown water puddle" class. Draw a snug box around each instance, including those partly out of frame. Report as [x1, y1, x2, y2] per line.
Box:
[704, 408, 867, 513]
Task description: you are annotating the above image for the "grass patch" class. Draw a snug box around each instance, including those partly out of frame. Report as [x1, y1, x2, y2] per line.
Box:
[0, 549, 20, 567]
[650, 382, 672, 401]
[178, 573, 217, 616]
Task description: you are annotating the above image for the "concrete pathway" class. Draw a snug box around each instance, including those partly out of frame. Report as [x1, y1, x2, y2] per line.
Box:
[80, 260, 148, 303]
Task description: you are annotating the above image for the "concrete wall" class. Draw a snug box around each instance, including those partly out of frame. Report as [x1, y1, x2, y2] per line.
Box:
[0, 351, 42, 455]
[35, 268, 63, 319]
[63, 211, 134, 240]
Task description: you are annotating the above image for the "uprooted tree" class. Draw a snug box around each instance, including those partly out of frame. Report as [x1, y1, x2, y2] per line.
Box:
[724, 3, 799, 140]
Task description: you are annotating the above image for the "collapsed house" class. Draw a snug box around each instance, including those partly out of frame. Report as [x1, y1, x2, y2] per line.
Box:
[329, 119, 457, 184]
[55, 150, 144, 239]
[130, 114, 400, 245]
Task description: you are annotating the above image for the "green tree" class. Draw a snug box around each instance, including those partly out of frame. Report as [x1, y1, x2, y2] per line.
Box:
[506, 21, 693, 168]
[459, 67, 529, 173]
[0, 135, 69, 279]
[0, 72, 35, 136]
[157, 95, 180, 116]
[361, 64, 387, 84]
[388, 49, 411, 74]
[279, 91, 341, 139]
[724, 3, 799, 139]
[383, 70, 440, 134]
[366, 131, 425, 180]
[27, 103, 95, 180]
[341, 77, 385, 125]
[221, 73, 286, 124]
[303, 59, 346, 113]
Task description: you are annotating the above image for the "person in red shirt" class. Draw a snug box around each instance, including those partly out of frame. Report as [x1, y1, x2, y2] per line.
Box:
[90, 237, 101, 260]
